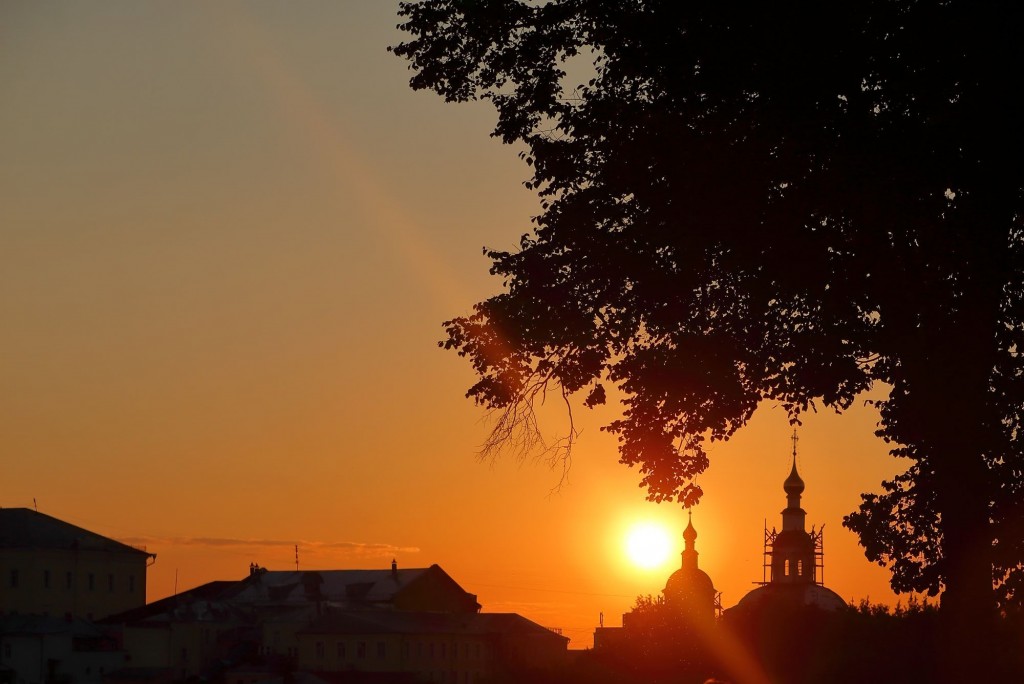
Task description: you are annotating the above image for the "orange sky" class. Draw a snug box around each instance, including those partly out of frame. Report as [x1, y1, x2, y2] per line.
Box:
[1, 1, 909, 647]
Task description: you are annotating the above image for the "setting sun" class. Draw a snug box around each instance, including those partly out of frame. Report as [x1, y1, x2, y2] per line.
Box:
[625, 522, 673, 569]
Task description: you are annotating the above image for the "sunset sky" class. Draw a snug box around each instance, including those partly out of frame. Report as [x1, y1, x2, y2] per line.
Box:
[2, 1, 908, 647]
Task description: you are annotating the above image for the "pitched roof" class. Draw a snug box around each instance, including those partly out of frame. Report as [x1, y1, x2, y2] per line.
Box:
[105, 565, 479, 626]
[231, 568, 433, 605]
[301, 610, 567, 643]
[0, 508, 154, 557]
[229, 565, 478, 611]
[100, 581, 242, 625]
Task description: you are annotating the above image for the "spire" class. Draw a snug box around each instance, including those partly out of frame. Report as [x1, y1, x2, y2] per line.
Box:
[781, 429, 807, 532]
[681, 511, 699, 571]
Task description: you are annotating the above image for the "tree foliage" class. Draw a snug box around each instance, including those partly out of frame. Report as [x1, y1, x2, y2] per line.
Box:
[392, 0, 1024, 620]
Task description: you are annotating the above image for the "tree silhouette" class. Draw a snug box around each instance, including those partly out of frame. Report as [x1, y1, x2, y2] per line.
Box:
[392, 1, 1022, 675]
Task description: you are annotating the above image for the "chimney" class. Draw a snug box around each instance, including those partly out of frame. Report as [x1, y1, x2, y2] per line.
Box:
[391, 559, 398, 580]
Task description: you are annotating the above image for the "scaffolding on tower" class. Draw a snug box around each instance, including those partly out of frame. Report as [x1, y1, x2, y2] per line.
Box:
[757, 520, 827, 587]
[810, 524, 826, 586]
[759, 520, 776, 586]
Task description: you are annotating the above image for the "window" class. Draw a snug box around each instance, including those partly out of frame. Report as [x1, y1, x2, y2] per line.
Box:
[88, 573, 95, 591]
[357, 642, 366, 659]
[377, 642, 386, 658]
[441, 643, 447, 659]
[315, 642, 324, 659]
[784, 559, 790, 576]
[66, 572, 73, 589]
[797, 559, 804, 576]
[108, 574, 114, 591]
[336, 642, 345, 658]
[9, 569, 18, 588]
[129, 575, 135, 592]
[43, 570, 50, 589]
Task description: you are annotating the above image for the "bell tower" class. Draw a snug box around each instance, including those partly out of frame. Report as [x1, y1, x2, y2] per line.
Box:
[764, 431, 824, 585]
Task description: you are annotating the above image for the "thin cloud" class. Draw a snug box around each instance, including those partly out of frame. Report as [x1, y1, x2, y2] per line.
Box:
[118, 536, 419, 556]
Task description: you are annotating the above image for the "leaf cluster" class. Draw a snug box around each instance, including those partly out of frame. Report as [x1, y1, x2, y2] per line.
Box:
[394, 1, 1024, 604]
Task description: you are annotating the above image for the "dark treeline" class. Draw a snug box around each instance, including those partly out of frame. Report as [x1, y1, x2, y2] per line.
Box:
[523, 600, 1024, 684]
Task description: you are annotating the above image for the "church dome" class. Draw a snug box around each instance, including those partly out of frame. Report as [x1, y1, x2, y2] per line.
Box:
[664, 566, 715, 601]
[784, 459, 805, 496]
[683, 516, 697, 543]
[731, 582, 847, 614]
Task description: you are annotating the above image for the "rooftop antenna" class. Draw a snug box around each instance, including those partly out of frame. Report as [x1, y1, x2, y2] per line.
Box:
[33, 498, 37, 512]
[295, 544, 299, 571]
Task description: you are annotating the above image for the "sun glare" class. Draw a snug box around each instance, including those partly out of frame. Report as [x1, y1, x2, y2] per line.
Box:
[625, 522, 672, 569]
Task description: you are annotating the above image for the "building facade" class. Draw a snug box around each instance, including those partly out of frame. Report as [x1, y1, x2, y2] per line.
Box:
[297, 611, 566, 683]
[0, 614, 127, 684]
[0, 509, 155, 621]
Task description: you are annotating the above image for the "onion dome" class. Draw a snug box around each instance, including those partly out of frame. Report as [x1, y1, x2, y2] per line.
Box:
[683, 514, 697, 544]
[784, 458, 805, 496]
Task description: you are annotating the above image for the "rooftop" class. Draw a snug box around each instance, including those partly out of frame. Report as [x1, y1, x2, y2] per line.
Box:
[0, 508, 154, 558]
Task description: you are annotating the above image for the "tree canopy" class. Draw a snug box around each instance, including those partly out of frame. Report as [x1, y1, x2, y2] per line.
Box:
[392, 0, 1024, 639]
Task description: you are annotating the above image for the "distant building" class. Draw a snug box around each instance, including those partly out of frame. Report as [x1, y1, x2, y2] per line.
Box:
[0, 613, 127, 684]
[105, 562, 566, 682]
[726, 438, 846, 616]
[298, 610, 567, 683]
[0, 509, 155, 621]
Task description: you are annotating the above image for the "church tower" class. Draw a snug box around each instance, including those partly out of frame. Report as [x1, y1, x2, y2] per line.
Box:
[728, 432, 847, 615]
[768, 434, 818, 584]
[663, 513, 719, 626]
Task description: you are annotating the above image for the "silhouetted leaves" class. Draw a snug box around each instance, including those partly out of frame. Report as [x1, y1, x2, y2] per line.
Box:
[393, 1, 1024, 649]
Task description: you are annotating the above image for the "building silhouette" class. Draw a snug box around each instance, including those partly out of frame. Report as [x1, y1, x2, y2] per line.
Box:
[0, 509, 155, 684]
[661, 513, 720, 628]
[104, 562, 567, 682]
[0, 508, 155, 621]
